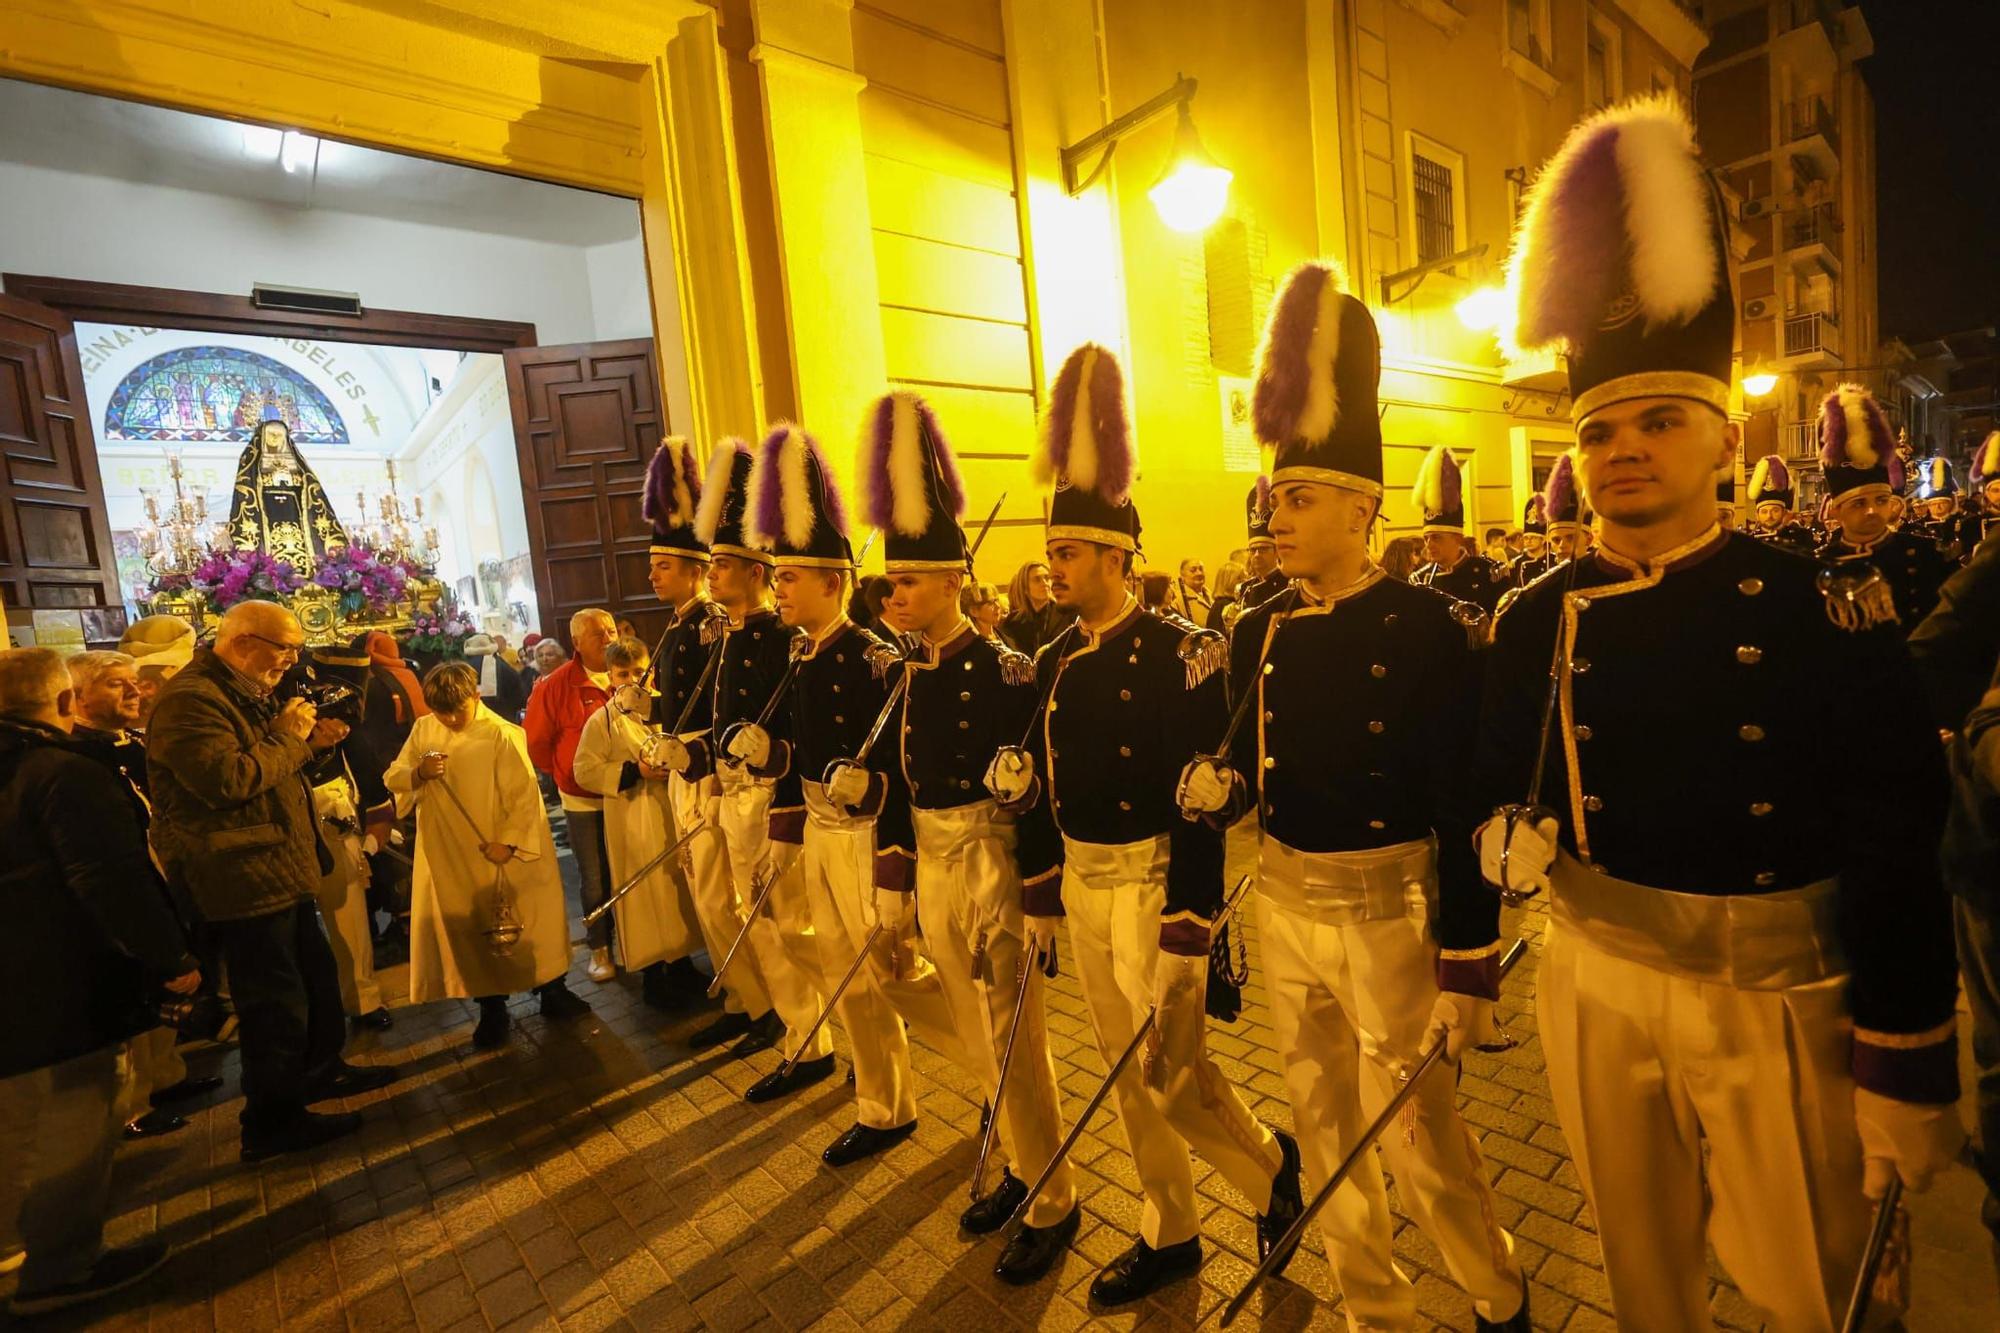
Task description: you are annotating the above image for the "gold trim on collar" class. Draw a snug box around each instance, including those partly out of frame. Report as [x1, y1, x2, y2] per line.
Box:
[1573, 372, 1732, 425]
[1046, 523, 1137, 553]
[1593, 523, 1725, 578]
[1289, 564, 1384, 617]
[1078, 596, 1141, 647]
[1271, 466, 1385, 498]
[804, 616, 852, 656]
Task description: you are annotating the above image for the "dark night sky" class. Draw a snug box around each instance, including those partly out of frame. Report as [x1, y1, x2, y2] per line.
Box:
[1862, 1, 2000, 340]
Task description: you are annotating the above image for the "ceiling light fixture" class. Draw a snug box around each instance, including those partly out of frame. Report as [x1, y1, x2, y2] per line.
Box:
[279, 130, 317, 175]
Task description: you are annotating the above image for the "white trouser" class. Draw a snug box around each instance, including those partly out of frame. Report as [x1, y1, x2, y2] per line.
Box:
[914, 801, 1076, 1227]
[313, 784, 383, 1017]
[668, 764, 768, 1017]
[1540, 858, 1871, 1331]
[718, 765, 830, 1060]
[801, 784, 974, 1128]
[1257, 836, 1521, 1331]
[115, 1027, 186, 1125]
[1060, 834, 1280, 1247]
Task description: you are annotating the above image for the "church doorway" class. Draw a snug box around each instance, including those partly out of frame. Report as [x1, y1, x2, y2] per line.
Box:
[0, 78, 688, 657]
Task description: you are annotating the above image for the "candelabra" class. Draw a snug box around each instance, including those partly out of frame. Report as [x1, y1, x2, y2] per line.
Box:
[354, 460, 439, 568]
[137, 453, 218, 577]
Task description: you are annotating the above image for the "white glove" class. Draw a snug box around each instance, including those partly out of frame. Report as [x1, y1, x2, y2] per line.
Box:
[1856, 1087, 1965, 1197]
[655, 734, 692, 775]
[726, 723, 772, 769]
[825, 760, 871, 810]
[362, 834, 381, 856]
[983, 747, 1034, 804]
[1423, 991, 1500, 1062]
[1023, 914, 1062, 971]
[1476, 810, 1559, 897]
[873, 887, 911, 934]
[1176, 758, 1233, 815]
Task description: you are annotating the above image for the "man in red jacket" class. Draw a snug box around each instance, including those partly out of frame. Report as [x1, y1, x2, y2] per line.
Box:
[524, 607, 619, 985]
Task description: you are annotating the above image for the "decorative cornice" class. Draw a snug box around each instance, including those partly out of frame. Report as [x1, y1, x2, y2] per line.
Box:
[747, 42, 867, 93]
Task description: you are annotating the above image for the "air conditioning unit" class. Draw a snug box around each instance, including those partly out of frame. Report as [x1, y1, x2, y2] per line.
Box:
[1741, 196, 1779, 219]
[252, 283, 364, 317]
[1744, 296, 1774, 321]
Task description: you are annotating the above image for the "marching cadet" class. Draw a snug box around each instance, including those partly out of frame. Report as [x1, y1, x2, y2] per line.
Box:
[641, 438, 781, 1054]
[1975, 432, 2000, 542]
[1481, 95, 1962, 1329]
[1814, 385, 1953, 631]
[1747, 454, 1817, 555]
[741, 425, 982, 1150]
[1911, 455, 1983, 563]
[1409, 446, 1508, 612]
[673, 438, 835, 1082]
[1542, 452, 1594, 565]
[1233, 478, 1289, 616]
[1509, 496, 1557, 586]
[860, 390, 1079, 1269]
[986, 344, 1304, 1303]
[1179, 260, 1529, 1331]
[1715, 468, 1738, 530]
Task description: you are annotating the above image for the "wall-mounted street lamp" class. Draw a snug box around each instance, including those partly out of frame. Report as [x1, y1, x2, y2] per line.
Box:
[1742, 366, 1780, 397]
[1061, 75, 1233, 234]
[1378, 243, 1489, 307]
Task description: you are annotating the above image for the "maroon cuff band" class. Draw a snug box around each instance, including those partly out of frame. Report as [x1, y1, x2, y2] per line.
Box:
[1159, 918, 1211, 958]
[1852, 1037, 1961, 1105]
[855, 771, 889, 819]
[874, 847, 914, 893]
[749, 740, 791, 782]
[1437, 953, 1501, 1002]
[1022, 871, 1063, 918]
[768, 805, 806, 845]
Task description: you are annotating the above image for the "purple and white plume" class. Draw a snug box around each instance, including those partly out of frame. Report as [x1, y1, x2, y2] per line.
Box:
[644, 436, 700, 528]
[1543, 451, 1579, 523]
[1253, 261, 1346, 447]
[694, 437, 749, 545]
[1038, 343, 1135, 502]
[861, 391, 963, 537]
[1412, 445, 1461, 515]
[749, 424, 848, 550]
[1820, 383, 1903, 489]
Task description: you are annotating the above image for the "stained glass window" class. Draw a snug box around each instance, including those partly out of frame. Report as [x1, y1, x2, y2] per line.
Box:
[104, 346, 349, 444]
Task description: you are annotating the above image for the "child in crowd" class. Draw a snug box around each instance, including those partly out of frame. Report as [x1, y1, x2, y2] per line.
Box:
[385, 663, 589, 1049]
[569, 637, 706, 1011]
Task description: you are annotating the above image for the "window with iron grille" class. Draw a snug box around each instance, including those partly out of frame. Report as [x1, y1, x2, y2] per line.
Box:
[1413, 152, 1456, 266]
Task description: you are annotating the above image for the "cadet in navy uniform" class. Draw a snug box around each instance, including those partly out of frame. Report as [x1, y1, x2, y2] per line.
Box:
[1231, 477, 1290, 617]
[1813, 385, 1953, 632]
[1909, 455, 1983, 564]
[1508, 495, 1558, 586]
[641, 438, 778, 1052]
[859, 390, 1080, 1263]
[1746, 453, 1817, 556]
[738, 424, 981, 1148]
[1975, 432, 2000, 543]
[1408, 445, 1508, 612]
[1180, 262, 1529, 1331]
[673, 440, 828, 1065]
[1481, 96, 1961, 1329]
[1541, 452, 1595, 567]
[985, 344, 1304, 1301]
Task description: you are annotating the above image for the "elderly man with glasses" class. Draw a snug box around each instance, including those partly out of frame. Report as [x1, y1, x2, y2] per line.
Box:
[148, 602, 398, 1163]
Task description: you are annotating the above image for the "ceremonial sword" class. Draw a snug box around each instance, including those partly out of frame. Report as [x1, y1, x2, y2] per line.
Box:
[1839, 1177, 1904, 1333]
[720, 634, 812, 767]
[704, 857, 799, 999]
[773, 922, 886, 1079]
[580, 818, 710, 927]
[970, 930, 1059, 1202]
[997, 873, 1256, 1242]
[1220, 938, 1530, 1326]
[1493, 554, 1585, 905]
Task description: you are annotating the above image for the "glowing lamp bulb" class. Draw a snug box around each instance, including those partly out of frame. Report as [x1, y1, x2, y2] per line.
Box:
[1455, 286, 1510, 333]
[1148, 104, 1231, 233]
[1742, 371, 1779, 398]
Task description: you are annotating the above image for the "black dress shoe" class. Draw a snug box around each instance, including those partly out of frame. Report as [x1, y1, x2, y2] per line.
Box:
[351, 1007, 394, 1031]
[744, 1054, 836, 1103]
[472, 999, 512, 1050]
[1089, 1236, 1202, 1307]
[1475, 1275, 1532, 1332]
[729, 1011, 784, 1059]
[7, 1240, 169, 1316]
[822, 1119, 916, 1166]
[305, 1063, 400, 1103]
[537, 980, 593, 1020]
[242, 1109, 362, 1163]
[960, 1170, 1026, 1235]
[1257, 1128, 1306, 1274]
[689, 1010, 753, 1050]
[995, 1204, 1080, 1285]
[123, 1109, 187, 1140]
[150, 1075, 223, 1106]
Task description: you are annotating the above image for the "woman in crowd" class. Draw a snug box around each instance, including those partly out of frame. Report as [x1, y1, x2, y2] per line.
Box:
[1000, 560, 1064, 653]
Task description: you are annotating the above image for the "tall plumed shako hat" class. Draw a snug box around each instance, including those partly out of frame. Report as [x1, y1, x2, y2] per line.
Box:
[1507, 94, 1734, 424]
[861, 391, 970, 574]
[747, 425, 853, 570]
[1818, 383, 1905, 503]
[1522, 494, 1547, 535]
[1747, 454, 1794, 509]
[1039, 343, 1141, 553]
[1252, 261, 1385, 498]
[1543, 452, 1587, 534]
[1411, 445, 1468, 535]
[1974, 432, 2000, 491]
[644, 436, 709, 562]
[693, 437, 773, 565]
[1915, 455, 1959, 499]
[1245, 476, 1275, 549]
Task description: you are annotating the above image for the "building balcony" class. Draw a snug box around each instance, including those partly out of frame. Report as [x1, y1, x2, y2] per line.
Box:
[1782, 310, 1842, 366]
[1781, 420, 1818, 459]
[1785, 202, 1841, 274]
[1783, 97, 1840, 180]
[1774, 0, 1840, 83]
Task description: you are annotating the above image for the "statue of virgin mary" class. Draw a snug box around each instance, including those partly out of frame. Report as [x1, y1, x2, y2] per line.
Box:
[226, 411, 349, 572]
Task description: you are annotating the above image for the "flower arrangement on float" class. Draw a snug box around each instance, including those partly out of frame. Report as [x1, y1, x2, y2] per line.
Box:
[310, 545, 423, 620]
[404, 593, 477, 659]
[187, 549, 305, 611]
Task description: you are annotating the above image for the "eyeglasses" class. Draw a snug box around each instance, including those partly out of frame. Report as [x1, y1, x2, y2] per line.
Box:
[246, 632, 305, 660]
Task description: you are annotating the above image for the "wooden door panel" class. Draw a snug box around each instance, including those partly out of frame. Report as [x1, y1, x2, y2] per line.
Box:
[503, 337, 669, 647]
[0, 293, 120, 618]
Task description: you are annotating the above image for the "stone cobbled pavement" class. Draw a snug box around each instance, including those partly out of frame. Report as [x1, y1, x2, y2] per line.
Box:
[16, 824, 1994, 1331]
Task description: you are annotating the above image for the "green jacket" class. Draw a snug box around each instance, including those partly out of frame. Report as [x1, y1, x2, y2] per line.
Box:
[147, 647, 324, 922]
